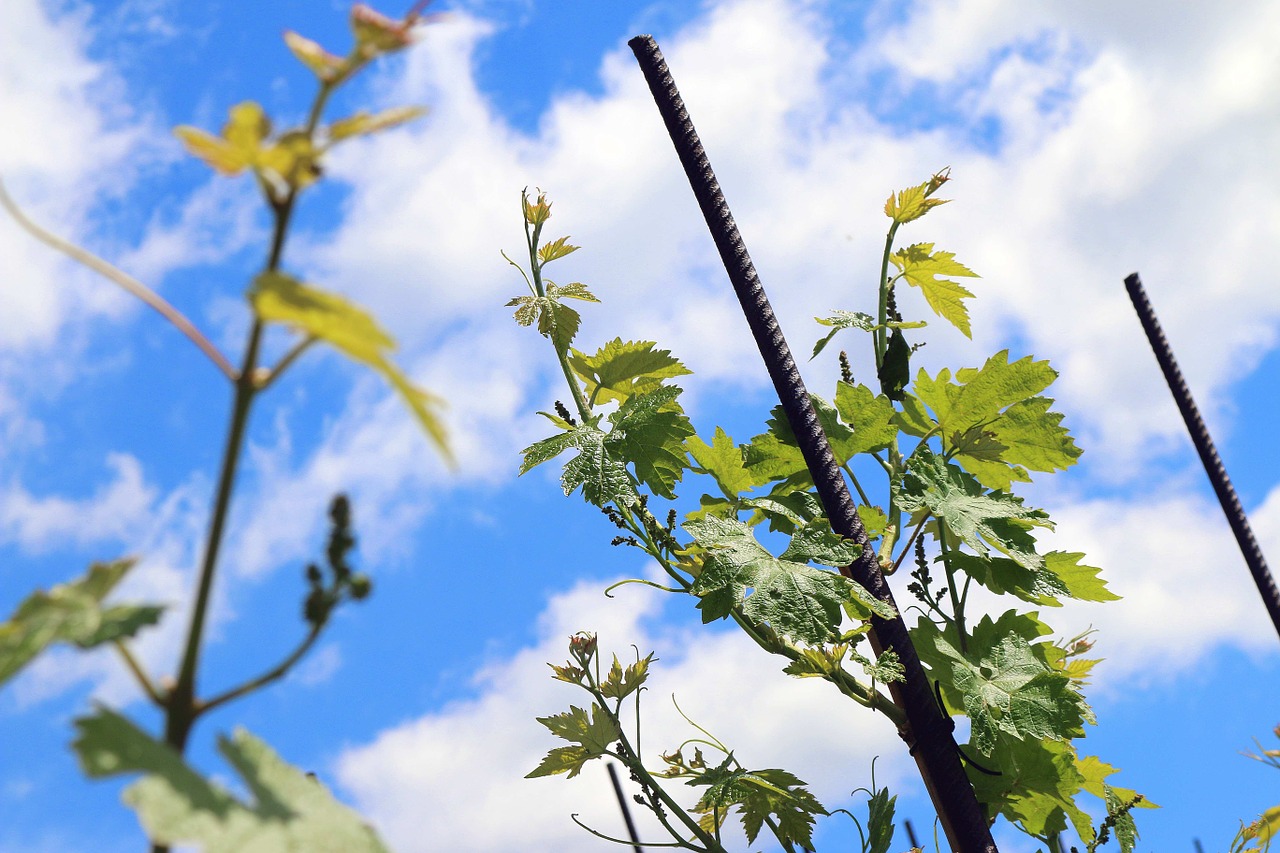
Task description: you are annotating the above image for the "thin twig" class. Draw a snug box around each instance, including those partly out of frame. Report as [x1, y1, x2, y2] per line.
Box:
[196, 622, 323, 717]
[256, 336, 317, 392]
[0, 178, 238, 382]
[112, 640, 167, 708]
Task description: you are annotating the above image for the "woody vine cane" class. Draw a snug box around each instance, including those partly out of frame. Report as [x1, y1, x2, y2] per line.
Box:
[627, 35, 998, 853]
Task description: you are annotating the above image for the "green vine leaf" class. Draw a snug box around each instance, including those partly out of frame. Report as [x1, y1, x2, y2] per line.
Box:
[598, 652, 654, 701]
[506, 280, 597, 355]
[608, 384, 694, 499]
[526, 704, 621, 779]
[73, 707, 390, 852]
[966, 733, 1093, 839]
[689, 758, 828, 850]
[833, 381, 898, 456]
[685, 515, 889, 643]
[0, 559, 162, 688]
[900, 446, 1050, 572]
[884, 180, 949, 225]
[519, 418, 633, 508]
[913, 615, 1090, 756]
[810, 310, 925, 360]
[250, 271, 449, 458]
[537, 236, 580, 265]
[913, 351, 1079, 490]
[568, 338, 690, 406]
[687, 426, 765, 499]
[949, 551, 1119, 607]
[889, 242, 978, 338]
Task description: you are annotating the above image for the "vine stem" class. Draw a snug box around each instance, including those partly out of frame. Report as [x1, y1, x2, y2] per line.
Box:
[151, 78, 337, 853]
[0, 178, 238, 381]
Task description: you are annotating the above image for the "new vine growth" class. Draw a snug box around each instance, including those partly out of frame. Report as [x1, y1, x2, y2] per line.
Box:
[513, 175, 1157, 851]
[0, 5, 445, 851]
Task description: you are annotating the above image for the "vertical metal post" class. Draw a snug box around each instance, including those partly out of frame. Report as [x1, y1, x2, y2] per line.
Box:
[1124, 273, 1280, 642]
[628, 33, 997, 853]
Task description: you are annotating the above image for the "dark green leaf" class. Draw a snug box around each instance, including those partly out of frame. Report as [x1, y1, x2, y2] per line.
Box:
[877, 328, 910, 401]
[607, 385, 694, 499]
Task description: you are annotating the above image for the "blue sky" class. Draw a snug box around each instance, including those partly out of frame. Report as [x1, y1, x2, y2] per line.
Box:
[1, 1, 1279, 851]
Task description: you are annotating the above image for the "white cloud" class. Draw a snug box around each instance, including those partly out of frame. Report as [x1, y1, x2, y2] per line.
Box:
[335, 574, 912, 852]
[212, 0, 1280, 680]
[0, 453, 156, 553]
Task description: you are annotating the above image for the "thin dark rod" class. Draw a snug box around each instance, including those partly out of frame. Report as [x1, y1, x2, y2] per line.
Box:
[1124, 273, 1280, 642]
[607, 762, 644, 853]
[628, 33, 996, 853]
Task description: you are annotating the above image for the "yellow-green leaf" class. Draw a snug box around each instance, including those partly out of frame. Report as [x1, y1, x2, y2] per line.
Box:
[223, 101, 271, 153]
[329, 106, 427, 142]
[537, 236, 580, 265]
[884, 182, 949, 225]
[250, 272, 450, 462]
[0, 559, 162, 687]
[173, 127, 250, 174]
[889, 242, 978, 338]
[283, 31, 346, 81]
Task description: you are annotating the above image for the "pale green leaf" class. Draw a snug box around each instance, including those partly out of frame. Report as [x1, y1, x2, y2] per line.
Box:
[889, 242, 978, 337]
[329, 106, 426, 142]
[0, 560, 161, 687]
[537, 236, 580, 265]
[527, 704, 620, 779]
[250, 272, 449, 460]
[73, 707, 389, 852]
[900, 446, 1050, 572]
[884, 182, 949, 225]
[833, 382, 897, 456]
[687, 427, 763, 499]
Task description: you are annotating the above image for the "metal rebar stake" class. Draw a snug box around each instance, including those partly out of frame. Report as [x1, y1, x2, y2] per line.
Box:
[1124, 273, 1280, 642]
[607, 762, 644, 853]
[628, 34, 997, 853]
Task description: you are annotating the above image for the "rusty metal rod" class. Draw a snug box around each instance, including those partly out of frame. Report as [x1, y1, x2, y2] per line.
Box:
[1124, 273, 1280, 641]
[628, 33, 997, 853]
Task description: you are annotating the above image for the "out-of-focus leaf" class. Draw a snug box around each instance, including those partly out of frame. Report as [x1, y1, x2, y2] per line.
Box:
[73, 707, 390, 852]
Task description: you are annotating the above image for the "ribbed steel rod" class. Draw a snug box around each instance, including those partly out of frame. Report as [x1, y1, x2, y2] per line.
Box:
[607, 762, 644, 853]
[628, 34, 997, 853]
[1124, 273, 1280, 642]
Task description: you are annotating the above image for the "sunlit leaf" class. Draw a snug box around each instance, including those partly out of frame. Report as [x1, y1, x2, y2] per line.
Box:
[889, 242, 978, 338]
[250, 272, 449, 459]
[526, 704, 621, 779]
[569, 338, 691, 406]
[329, 106, 427, 142]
